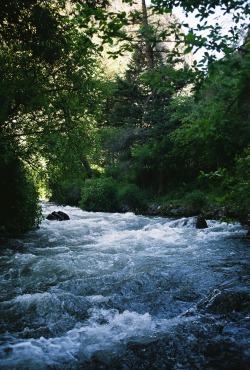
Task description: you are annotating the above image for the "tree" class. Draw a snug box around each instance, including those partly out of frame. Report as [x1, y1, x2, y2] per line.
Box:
[1, 0, 248, 229]
[166, 39, 250, 190]
[151, 0, 249, 64]
[0, 0, 107, 232]
[91, 1, 197, 196]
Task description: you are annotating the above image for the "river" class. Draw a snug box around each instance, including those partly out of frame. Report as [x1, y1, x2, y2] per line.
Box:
[0, 202, 249, 369]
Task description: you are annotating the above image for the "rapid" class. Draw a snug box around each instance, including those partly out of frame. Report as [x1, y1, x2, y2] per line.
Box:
[0, 202, 249, 369]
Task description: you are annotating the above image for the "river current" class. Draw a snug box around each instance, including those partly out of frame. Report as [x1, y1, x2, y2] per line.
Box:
[0, 202, 249, 369]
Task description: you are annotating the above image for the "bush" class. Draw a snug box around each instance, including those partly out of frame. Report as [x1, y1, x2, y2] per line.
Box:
[118, 183, 147, 212]
[185, 190, 208, 210]
[0, 155, 42, 234]
[50, 179, 85, 206]
[222, 150, 250, 221]
[80, 178, 119, 212]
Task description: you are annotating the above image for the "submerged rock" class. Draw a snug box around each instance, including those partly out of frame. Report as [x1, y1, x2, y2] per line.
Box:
[46, 211, 70, 221]
[197, 288, 250, 315]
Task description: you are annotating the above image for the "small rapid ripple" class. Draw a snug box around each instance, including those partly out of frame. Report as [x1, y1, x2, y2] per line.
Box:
[0, 202, 249, 369]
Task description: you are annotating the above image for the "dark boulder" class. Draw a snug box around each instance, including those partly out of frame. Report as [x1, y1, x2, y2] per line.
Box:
[46, 211, 70, 221]
[57, 211, 70, 220]
[196, 215, 208, 229]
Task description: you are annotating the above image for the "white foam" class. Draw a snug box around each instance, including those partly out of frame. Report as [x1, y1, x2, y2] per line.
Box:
[0, 309, 158, 368]
[1, 203, 248, 369]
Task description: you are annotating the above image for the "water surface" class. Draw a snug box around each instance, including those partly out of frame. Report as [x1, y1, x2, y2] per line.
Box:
[0, 202, 249, 369]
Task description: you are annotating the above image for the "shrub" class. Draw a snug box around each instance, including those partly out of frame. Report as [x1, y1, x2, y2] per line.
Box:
[0, 155, 42, 234]
[118, 183, 147, 212]
[185, 190, 208, 210]
[80, 178, 119, 212]
[222, 150, 250, 221]
[50, 179, 85, 206]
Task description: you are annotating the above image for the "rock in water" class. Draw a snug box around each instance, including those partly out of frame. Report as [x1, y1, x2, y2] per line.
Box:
[46, 211, 70, 221]
[196, 215, 208, 229]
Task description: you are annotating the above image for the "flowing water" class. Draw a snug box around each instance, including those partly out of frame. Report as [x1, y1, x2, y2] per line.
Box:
[0, 202, 250, 369]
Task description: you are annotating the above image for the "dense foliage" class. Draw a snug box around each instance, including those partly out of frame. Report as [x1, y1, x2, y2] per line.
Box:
[0, 0, 249, 234]
[0, 142, 41, 234]
[91, 1, 249, 221]
[0, 0, 106, 233]
[80, 178, 146, 213]
[97, 40, 249, 218]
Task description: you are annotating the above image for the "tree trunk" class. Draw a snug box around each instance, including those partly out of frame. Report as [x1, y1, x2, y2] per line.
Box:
[81, 156, 93, 178]
[141, 0, 155, 69]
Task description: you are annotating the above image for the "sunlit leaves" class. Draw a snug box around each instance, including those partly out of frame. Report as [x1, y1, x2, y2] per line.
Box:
[73, 2, 133, 56]
[149, 0, 249, 76]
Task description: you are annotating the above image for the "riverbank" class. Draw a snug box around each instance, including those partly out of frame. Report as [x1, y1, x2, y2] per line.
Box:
[135, 184, 249, 232]
[142, 202, 250, 234]
[145, 203, 247, 221]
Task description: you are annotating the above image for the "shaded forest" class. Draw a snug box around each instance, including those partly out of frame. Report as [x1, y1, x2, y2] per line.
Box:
[0, 0, 249, 234]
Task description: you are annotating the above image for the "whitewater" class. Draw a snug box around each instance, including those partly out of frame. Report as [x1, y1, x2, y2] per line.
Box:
[0, 202, 249, 369]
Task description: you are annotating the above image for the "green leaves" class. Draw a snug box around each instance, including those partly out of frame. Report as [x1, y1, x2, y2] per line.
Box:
[74, 3, 133, 55]
[150, 0, 249, 77]
[0, 0, 111, 232]
[80, 177, 119, 212]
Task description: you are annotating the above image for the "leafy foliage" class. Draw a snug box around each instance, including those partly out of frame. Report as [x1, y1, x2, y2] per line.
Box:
[79, 178, 146, 213]
[223, 149, 250, 220]
[49, 179, 85, 206]
[95, 2, 249, 221]
[1, 0, 249, 233]
[0, 0, 106, 233]
[118, 183, 147, 212]
[0, 144, 41, 234]
[80, 178, 119, 212]
[184, 190, 208, 210]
